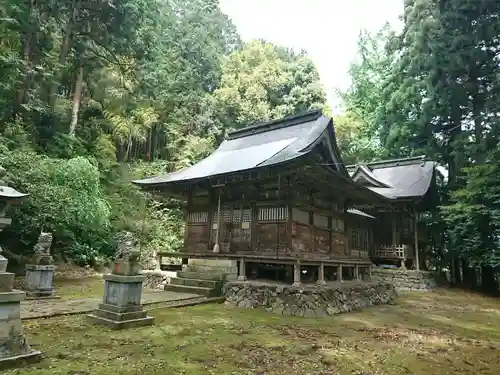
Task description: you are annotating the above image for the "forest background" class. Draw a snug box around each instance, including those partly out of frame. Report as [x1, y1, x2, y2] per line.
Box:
[0, 0, 499, 290]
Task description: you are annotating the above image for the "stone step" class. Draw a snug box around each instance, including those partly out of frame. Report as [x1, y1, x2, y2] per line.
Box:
[87, 313, 154, 330]
[183, 264, 236, 274]
[177, 271, 225, 281]
[170, 277, 221, 289]
[164, 284, 218, 297]
[93, 308, 147, 322]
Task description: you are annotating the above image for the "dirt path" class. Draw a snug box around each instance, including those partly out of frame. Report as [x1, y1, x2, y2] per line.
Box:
[21, 290, 202, 319]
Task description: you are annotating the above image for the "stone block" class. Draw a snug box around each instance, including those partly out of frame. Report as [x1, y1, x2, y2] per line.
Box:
[0, 260, 6, 274]
[92, 307, 148, 322]
[0, 274, 14, 293]
[97, 303, 143, 314]
[87, 301, 154, 330]
[86, 313, 154, 330]
[102, 277, 143, 308]
[0, 350, 42, 371]
[371, 269, 437, 291]
[0, 293, 41, 368]
[188, 258, 236, 267]
[88, 271, 154, 330]
[24, 265, 56, 299]
[112, 259, 141, 276]
[223, 280, 397, 317]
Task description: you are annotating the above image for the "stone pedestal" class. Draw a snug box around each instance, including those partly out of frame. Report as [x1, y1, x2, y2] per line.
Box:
[0, 165, 41, 368]
[0, 257, 42, 369]
[87, 254, 154, 329]
[24, 231, 58, 299]
[24, 264, 57, 299]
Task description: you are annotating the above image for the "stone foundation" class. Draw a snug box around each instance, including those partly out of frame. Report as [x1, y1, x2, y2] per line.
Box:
[185, 259, 238, 280]
[141, 270, 177, 290]
[223, 281, 397, 317]
[87, 274, 154, 329]
[371, 268, 437, 291]
[24, 264, 57, 298]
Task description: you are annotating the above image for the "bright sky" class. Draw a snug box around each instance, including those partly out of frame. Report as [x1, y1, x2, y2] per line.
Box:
[219, 0, 403, 110]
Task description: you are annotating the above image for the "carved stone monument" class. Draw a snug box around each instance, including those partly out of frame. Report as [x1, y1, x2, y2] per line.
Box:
[24, 231, 57, 299]
[87, 248, 154, 329]
[0, 166, 42, 368]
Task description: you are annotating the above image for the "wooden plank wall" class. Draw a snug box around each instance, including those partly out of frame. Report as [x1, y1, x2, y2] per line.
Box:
[291, 207, 347, 257]
[181, 182, 369, 261]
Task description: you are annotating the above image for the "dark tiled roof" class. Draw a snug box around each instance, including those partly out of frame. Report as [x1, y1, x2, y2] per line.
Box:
[134, 110, 335, 186]
[346, 156, 435, 199]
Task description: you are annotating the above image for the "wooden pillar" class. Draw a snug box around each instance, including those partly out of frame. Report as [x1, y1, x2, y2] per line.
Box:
[368, 265, 372, 280]
[414, 205, 420, 271]
[292, 261, 301, 286]
[317, 263, 326, 285]
[238, 258, 247, 281]
[369, 226, 374, 257]
[155, 252, 161, 271]
[250, 203, 258, 251]
[391, 217, 397, 246]
[337, 264, 343, 282]
[287, 177, 293, 255]
[354, 264, 360, 280]
[207, 188, 215, 248]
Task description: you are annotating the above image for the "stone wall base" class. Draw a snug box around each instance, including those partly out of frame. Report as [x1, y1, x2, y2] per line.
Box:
[223, 281, 397, 317]
[0, 291, 42, 368]
[185, 259, 238, 281]
[140, 270, 177, 290]
[371, 268, 437, 291]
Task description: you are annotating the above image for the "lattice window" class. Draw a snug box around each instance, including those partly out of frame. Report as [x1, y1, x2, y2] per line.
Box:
[258, 206, 288, 221]
[242, 209, 251, 222]
[213, 209, 231, 224]
[349, 229, 369, 251]
[232, 209, 242, 223]
[187, 211, 208, 223]
[292, 208, 309, 224]
[313, 213, 329, 229]
[332, 218, 344, 232]
[402, 217, 413, 235]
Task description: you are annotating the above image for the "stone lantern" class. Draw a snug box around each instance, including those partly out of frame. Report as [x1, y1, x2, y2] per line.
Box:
[87, 248, 154, 329]
[0, 166, 42, 368]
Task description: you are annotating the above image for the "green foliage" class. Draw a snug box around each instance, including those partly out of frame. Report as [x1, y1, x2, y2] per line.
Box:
[340, 0, 500, 285]
[0, 151, 111, 265]
[442, 158, 500, 267]
[211, 40, 329, 132]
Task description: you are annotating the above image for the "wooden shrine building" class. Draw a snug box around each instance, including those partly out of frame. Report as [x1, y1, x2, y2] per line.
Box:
[346, 157, 437, 270]
[134, 110, 436, 284]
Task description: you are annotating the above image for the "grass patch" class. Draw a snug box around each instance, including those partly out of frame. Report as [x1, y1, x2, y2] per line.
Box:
[53, 276, 104, 300]
[15, 275, 105, 300]
[7, 288, 500, 375]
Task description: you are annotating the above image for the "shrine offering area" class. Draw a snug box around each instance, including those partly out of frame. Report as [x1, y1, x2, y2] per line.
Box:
[223, 281, 397, 317]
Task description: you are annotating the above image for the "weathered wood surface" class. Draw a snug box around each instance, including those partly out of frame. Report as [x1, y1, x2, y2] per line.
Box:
[157, 251, 372, 266]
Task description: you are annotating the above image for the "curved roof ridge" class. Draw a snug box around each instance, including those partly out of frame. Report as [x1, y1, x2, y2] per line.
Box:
[227, 110, 323, 140]
[351, 165, 393, 188]
[133, 111, 331, 187]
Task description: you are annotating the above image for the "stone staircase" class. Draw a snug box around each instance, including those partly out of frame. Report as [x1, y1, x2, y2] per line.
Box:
[165, 265, 226, 297]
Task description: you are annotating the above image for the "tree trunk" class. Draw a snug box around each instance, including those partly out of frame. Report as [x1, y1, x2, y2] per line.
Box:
[146, 126, 153, 161]
[13, 0, 36, 117]
[49, 0, 80, 109]
[69, 63, 84, 136]
[124, 135, 132, 161]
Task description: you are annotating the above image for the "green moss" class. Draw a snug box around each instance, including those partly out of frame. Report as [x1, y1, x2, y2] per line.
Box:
[54, 276, 105, 300]
[7, 288, 500, 375]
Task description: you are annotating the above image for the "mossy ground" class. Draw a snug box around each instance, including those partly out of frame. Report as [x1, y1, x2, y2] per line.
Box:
[8, 283, 500, 375]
